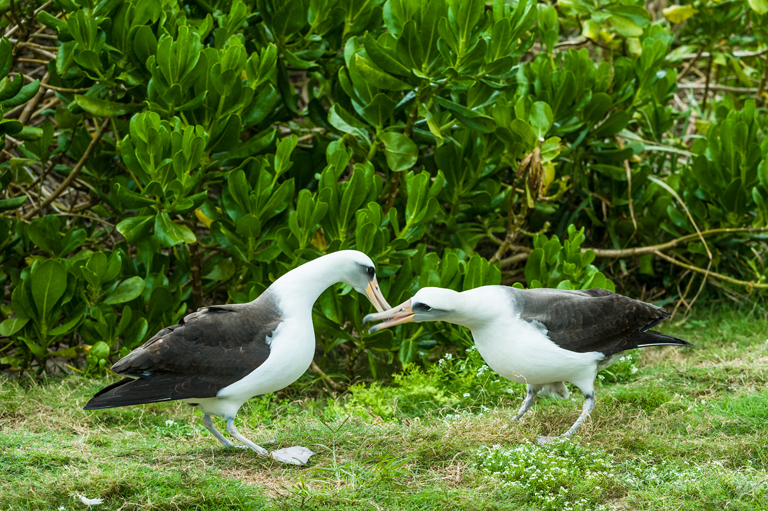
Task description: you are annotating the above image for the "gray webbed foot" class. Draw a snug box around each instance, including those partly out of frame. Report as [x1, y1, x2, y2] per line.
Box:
[225, 417, 270, 456]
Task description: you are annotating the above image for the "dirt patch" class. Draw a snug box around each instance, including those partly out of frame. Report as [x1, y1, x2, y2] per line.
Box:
[222, 468, 296, 498]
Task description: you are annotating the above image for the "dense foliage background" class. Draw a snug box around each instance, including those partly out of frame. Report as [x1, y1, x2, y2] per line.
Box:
[1, 0, 767, 384]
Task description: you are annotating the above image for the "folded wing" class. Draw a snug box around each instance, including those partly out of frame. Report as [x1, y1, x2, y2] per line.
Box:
[512, 287, 691, 356]
[84, 298, 282, 410]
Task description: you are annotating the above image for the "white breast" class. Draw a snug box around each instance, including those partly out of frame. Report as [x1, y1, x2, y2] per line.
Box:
[215, 314, 316, 402]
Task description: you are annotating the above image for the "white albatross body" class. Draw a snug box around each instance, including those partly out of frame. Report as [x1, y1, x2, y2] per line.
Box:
[466, 288, 604, 389]
[365, 285, 693, 442]
[181, 319, 310, 418]
[85, 251, 390, 464]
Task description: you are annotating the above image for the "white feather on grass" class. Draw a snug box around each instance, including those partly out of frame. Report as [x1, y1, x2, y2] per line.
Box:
[75, 493, 103, 506]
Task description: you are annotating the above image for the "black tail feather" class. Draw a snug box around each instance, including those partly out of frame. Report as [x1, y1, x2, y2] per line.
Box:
[630, 329, 696, 349]
[83, 378, 135, 409]
[83, 376, 175, 410]
[83, 373, 217, 410]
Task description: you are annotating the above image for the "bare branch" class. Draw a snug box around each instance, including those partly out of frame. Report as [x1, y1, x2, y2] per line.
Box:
[22, 118, 111, 220]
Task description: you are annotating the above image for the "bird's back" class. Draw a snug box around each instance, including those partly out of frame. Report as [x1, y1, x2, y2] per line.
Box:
[83, 295, 283, 410]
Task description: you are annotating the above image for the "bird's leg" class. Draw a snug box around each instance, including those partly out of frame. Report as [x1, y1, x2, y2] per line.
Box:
[536, 391, 595, 445]
[202, 414, 232, 447]
[225, 417, 269, 456]
[562, 391, 595, 439]
[511, 385, 537, 422]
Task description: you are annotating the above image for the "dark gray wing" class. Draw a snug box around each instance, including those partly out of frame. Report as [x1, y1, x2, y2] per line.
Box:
[509, 287, 690, 356]
[84, 294, 282, 410]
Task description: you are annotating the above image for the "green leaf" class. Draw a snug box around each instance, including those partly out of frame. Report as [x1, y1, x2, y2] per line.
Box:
[243, 84, 278, 128]
[583, 93, 612, 125]
[0, 37, 11, 77]
[529, 102, 553, 139]
[0, 195, 27, 212]
[115, 184, 156, 209]
[117, 215, 155, 243]
[662, 5, 698, 23]
[73, 95, 141, 117]
[593, 111, 631, 138]
[23, 338, 46, 359]
[398, 20, 424, 71]
[0, 73, 24, 102]
[133, 25, 158, 66]
[364, 33, 411, 77]
[102, 276, 145, 304]
[1, 80, 39, 108]
[31, 259, 67, 322]
[0, 317, 29, 337]
[328, 104, 370, 141]
[236, 214, 262, 239]
[49, 304, 85, 335]
[433, 96, 497, 133]
[362, 93, 397, 127]
[748, 0, 768, 14]
[609, 15, 643, 37]
[353, 54, 412, 91]
[154, 212, 196, 247]
[453, 0, 484, 43]
[509, 119, 536, 150]
[380, 132, 418, 172]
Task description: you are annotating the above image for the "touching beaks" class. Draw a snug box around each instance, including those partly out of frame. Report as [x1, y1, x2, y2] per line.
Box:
[363, 299, 414, 334]
[365, 277, 392, 313]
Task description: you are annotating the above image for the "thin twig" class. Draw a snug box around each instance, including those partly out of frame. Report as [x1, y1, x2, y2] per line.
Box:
[189, 243, 204, 310]
[654, 250, 767, 290]
[677, 84, 759, 93]
[672, 48, 768, 60]
[590, 227, 766, 257]
[38, 82, 92, 93]
[686, 259, 712, 313]
[53, 213, 115, 227]
[671, 270, 695, 319]
[17, 72, 48, 125]
[617, 137, 637, 231]
[500, 227, 768, 268]
[499, 251, 531, 268]
[647, 175, 712, 261]
[22, 118, 110, 220]
[757, 56, 768, 106]
[678, 46, 705, 78]
[310, 360, 345, 391]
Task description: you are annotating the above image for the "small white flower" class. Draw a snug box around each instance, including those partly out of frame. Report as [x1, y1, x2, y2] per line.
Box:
[165, 419, 175, 426]
[463, 393, 471, 398]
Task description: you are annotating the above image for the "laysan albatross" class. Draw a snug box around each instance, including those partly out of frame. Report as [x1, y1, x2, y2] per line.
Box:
[364, 286, 693, 443]
[84, 250, 390, 464]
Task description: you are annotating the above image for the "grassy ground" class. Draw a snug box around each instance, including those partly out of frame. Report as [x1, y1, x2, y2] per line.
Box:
[2, 304, 768, 510]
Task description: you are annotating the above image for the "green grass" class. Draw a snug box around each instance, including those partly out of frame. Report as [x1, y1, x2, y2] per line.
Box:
[2, 304, 768, 510]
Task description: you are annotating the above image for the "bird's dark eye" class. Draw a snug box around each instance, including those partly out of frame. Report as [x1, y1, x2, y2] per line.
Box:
[424, 305, 432, 311]
[366, 266, 375, 278]
[418, 304, 432, 312]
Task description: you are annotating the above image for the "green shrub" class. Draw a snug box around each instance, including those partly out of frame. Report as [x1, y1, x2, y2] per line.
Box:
[1, 0, 767, 381]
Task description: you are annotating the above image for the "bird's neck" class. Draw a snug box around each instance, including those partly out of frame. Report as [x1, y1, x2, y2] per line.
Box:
[445, 287, 511, 331]
[265, 254, 352, 314]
